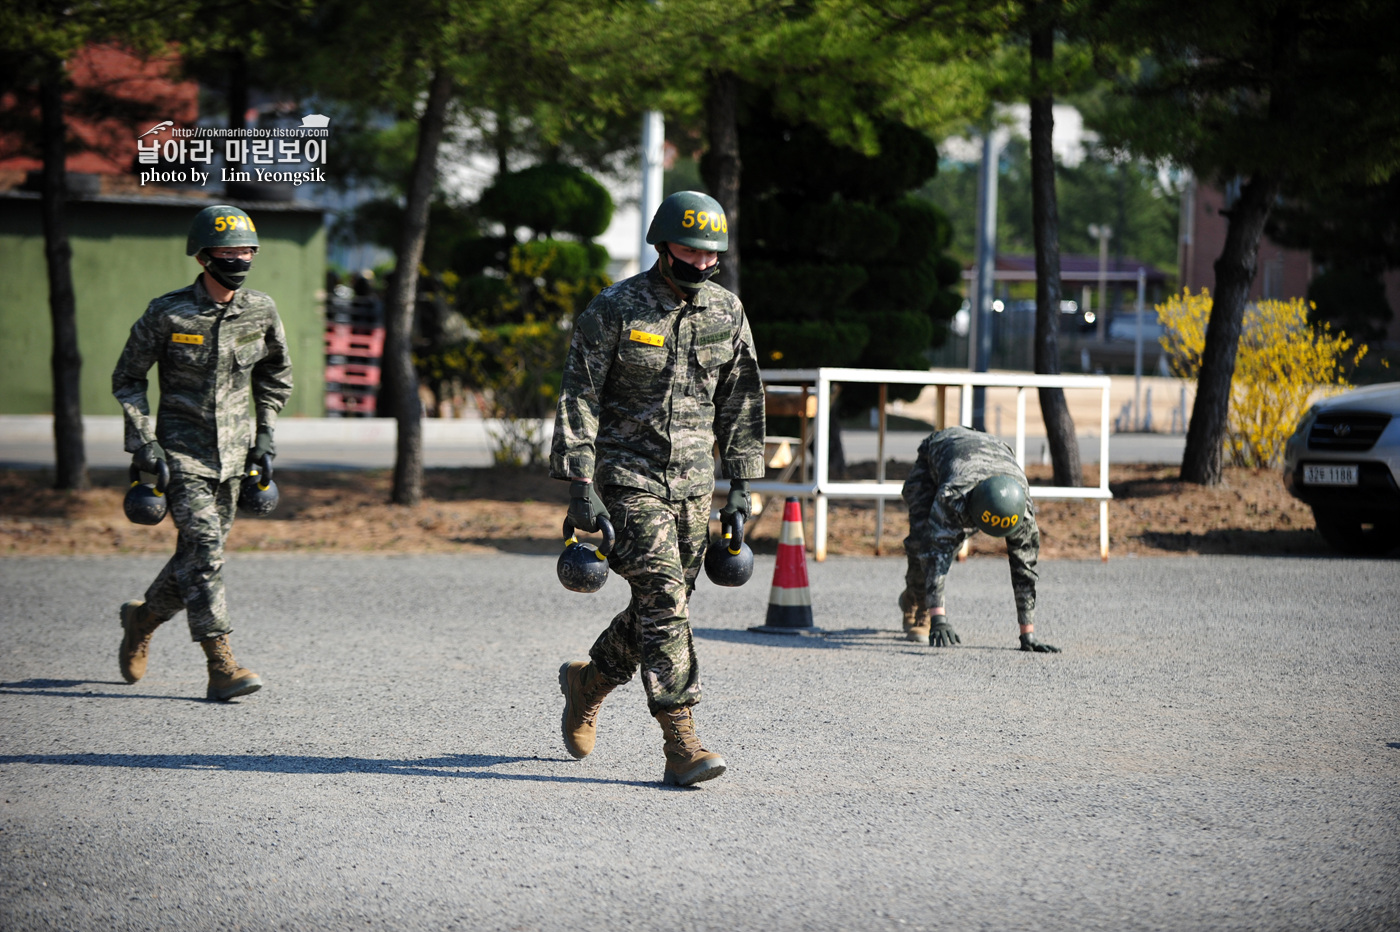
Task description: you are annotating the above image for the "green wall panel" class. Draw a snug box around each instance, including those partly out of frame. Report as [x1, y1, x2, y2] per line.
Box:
[0, 195, 325, 417]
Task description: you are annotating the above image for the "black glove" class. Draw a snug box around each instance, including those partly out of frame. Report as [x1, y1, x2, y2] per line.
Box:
[567, 480, 610, 533]
[1019, 633, 1060, 653]
[721, 479, 751, 523]
[135, 441, 167, 474]
[929, 619, 961, 648]
[249, 428, 275, 464]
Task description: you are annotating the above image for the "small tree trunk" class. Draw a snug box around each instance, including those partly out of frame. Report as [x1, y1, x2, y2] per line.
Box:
[227, 50, 249, 132]
[385, 68, 453, 506]
[704, 71, 741, 296]
[40, 63, 88, 491]
[494, 98, 509, 176]
[1180, 173, 1280, 485]
[1029, 13, 1081, 487]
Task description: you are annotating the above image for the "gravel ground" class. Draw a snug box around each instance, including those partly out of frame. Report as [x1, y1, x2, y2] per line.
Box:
[0, 463, 1337, 561]
[1, 553, 1397, 931]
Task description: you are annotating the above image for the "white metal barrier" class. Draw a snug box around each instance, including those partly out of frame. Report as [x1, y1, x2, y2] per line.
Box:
[741, 367, 1115, 562]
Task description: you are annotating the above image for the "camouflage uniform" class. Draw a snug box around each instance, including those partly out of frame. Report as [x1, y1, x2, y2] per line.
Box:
[901, 427, 1039, 626]
[112, 277, 293, 640]
[551, 263, 764, 712]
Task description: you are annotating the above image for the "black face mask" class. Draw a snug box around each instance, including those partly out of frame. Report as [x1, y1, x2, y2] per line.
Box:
[662, 248, 719, 292]
[204, 255, 253, 291]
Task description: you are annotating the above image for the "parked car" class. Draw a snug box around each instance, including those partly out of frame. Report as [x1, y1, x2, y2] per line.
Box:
[1282, 383, 1400, 555]
[1106, 310, 1166, 343]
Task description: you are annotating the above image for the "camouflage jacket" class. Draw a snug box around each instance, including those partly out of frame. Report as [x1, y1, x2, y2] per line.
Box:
[112, 276, 293, 482]
[550, 263, 765, 500]
[907, 426, 1039, 614]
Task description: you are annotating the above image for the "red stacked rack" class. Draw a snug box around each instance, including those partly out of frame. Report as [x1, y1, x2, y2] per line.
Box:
[324, 297, 384, 417]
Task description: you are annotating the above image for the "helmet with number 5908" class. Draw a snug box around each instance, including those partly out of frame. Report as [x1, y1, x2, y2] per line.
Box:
[645, 191, 728, 252]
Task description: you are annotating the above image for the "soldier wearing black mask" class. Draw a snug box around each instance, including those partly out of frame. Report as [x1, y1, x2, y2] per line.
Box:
[111, 204, 292, 702]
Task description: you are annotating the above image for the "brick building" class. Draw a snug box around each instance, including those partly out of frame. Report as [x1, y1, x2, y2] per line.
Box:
[1178, 176, 1400, 345]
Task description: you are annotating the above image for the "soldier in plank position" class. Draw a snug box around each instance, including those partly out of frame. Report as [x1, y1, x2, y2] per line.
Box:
[900, 426, 1059, 653]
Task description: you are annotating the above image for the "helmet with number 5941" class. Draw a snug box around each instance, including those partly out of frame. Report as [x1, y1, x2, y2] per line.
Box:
[186, 204, 259, 256]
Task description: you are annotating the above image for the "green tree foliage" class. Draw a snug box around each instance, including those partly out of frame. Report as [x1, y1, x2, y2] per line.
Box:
[920, 136, 1179, 277]
[171, 0, 316, 132]
[1088, 0, 1400, 484]
[292, 0, 575, 503]
[1268, 176, 1400, 345]
[1269, 177, 1400, 273]
[737, 97, 962, 408]
[0, 0, 188, 491]
[1305, 268, 1393, 345]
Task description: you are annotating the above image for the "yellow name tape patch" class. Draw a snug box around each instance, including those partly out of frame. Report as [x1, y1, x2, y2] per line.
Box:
[171, 333, 204, 345]
[629, 330, 664, 347]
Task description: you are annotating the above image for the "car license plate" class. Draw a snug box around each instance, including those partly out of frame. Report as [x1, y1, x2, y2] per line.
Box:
[1303, 464, 1359, 486]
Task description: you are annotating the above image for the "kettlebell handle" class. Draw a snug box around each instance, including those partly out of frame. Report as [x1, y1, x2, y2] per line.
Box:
[722, 512, 745, 555]
[129, 459, 170, 495]
[562, 515, 615, 558]
[251, 452, 274, 490]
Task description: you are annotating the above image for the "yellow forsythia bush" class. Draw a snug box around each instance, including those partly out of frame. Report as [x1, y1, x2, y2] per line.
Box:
[1157, 289, 1367, 468]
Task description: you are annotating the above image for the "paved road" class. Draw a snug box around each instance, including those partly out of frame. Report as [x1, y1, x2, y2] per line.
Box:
[1, 553, 1396, 931]
[0, 415, 1186, 469]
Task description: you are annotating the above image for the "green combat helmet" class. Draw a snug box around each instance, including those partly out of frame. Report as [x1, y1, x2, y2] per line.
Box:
[646, 191, 729, 252]
[967, 474, 1028, 538]
[186, 205, 259, 256]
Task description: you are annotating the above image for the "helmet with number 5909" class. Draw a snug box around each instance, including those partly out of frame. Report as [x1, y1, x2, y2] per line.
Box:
[967, 474, 1027, 538]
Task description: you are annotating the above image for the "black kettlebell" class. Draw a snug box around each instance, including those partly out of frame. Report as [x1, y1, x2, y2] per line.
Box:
[557, 516, 615, 593]
[704, 512, 754, 587]
[124, 459, 170, 526]
[238, 453, 279, 517]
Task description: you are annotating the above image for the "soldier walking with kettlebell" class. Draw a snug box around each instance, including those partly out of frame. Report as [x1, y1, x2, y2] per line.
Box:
[553, 191, 765, 786]
[900, 426, 1060, 653]
[111, 205, 293, 701]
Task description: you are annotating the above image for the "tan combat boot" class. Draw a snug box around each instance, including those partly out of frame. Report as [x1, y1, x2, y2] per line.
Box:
[559, 661, 618, 759]
[653, 706, 726, 787]
[200, 634, 262, 701]
[899, 590, 931, 645]
[119, 600, 165, 684]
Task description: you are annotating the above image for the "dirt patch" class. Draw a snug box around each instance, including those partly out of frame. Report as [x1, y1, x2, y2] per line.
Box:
[0, 461, 1343, 560]
[830, 461, 1333, 560]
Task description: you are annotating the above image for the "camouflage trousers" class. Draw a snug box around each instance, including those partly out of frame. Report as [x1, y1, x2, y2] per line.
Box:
[900, 452, 952, 613]
[143, 473, 239, 641]
[589, 487, 709, 713]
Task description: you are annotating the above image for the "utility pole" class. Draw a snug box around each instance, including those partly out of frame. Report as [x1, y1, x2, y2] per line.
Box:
[1088, 223, 1112, 342]
[970, 127, 1000, 430]
[638, 111, 665, 274]
[1132, 266, 1146, 430]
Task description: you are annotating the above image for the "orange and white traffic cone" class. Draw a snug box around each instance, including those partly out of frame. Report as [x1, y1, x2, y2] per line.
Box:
[749, 497, 818, 635]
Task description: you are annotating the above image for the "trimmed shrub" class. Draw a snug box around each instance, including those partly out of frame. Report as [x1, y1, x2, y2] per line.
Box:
[750, 319, 870, 369]
[477, 162, 614, 239]
[742, 262, 869, 320]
